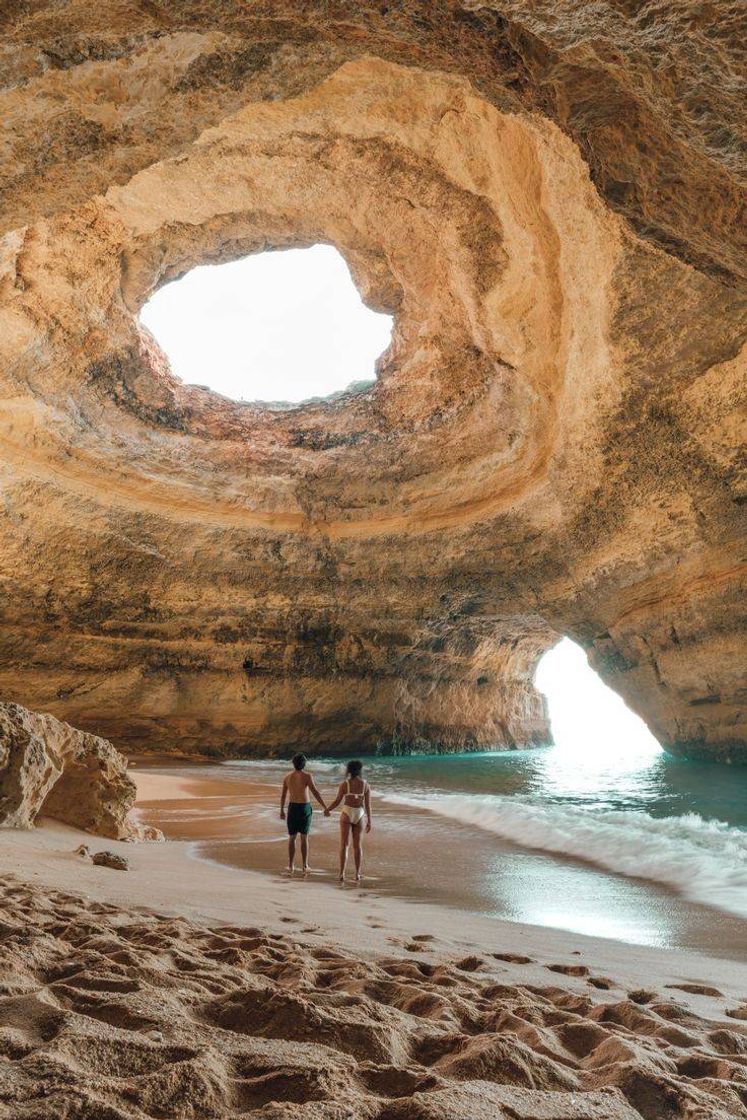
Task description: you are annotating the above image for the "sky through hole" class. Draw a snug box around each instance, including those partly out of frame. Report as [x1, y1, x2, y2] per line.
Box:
[140, 245, 393, 403]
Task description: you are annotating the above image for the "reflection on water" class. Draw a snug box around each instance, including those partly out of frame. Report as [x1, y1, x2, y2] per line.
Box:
[135, 639, 746, 956]
[135, 740, 747, 961]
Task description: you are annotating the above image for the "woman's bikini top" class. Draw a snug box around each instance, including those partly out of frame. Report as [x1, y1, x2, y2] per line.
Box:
[344, 778, 367, 805]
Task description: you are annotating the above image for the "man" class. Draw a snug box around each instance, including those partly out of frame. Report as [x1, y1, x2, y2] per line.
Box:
[280, 753, 328, 875]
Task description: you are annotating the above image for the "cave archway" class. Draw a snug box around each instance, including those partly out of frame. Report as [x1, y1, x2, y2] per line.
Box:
[535, 638, 660, 758]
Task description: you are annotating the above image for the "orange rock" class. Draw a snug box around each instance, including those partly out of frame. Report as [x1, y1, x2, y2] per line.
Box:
[0, 701, 153, 840]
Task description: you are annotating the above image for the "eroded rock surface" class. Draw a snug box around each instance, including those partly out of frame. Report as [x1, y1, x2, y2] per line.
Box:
[0, 702, 140, 839]
[0, 6, 744, 760]
[91, 850, 129, 871]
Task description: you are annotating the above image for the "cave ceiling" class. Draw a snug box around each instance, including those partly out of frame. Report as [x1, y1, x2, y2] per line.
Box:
[0, 2, 745, 760]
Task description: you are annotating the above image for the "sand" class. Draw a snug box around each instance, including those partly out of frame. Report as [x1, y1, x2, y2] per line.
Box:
[1, 813, 747, 1119]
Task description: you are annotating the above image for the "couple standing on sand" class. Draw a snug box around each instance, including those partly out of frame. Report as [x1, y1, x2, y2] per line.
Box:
[280, 753, 372, 882]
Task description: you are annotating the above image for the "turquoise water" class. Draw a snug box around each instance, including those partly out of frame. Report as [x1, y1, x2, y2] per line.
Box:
[139, 636, 747, 951]
[365, 745, 747, 826]
[217, 741, 747, 939]
[228, 741, 747, 826]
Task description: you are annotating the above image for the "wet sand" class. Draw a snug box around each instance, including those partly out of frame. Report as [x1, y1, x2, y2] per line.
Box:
[131, 767, 747, 962]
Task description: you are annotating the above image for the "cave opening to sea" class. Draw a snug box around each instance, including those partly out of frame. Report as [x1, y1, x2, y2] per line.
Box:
[139, 244, 393, 405]
[535, 637, 661, 761]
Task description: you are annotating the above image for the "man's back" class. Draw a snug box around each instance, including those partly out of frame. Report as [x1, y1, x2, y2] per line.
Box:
[285, 769, 310, 803]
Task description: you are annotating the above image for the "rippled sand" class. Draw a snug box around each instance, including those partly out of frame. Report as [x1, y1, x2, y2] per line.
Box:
[2, 873, 747, 1119]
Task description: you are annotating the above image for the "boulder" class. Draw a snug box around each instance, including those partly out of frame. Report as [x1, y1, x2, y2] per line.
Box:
[92, 851, 129, 871]
[0, 702, 149, 840]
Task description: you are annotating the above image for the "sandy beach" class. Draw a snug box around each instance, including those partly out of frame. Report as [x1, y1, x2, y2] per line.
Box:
[3, 4, 746, 1117]
[2, 802, 747, 1119]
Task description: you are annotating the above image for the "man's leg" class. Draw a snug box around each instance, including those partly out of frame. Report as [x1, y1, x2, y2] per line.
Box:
[300, 834, 309, 872]
[287, 833, 296, 873]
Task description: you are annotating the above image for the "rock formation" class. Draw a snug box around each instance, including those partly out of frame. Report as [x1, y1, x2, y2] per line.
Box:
[0, 4, 744, 760]
[91, 850, 130, 871]
[0, 702, 142, 840]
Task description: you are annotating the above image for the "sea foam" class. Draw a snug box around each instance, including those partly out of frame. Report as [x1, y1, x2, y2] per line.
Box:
[385, 793, 747, 919]
[223, 758, 396, 776]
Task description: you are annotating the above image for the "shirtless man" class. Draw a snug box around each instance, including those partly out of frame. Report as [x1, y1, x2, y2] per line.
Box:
[280, 753, 328, 875]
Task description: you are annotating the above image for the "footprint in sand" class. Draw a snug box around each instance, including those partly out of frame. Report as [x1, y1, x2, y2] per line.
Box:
[628, 988, 657, 1004]
[454, 955, 486, 972]
[588, 976, 616, 990]
[547, 963, 590, 978]
[666, 982, 724, 997]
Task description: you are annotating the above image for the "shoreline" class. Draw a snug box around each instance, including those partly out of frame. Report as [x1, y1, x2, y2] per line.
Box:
[131, 765, 747, 963]
[2, 815, 745, 1003]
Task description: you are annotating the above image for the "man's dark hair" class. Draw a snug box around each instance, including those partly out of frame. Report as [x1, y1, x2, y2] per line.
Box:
[346, 759, 363, 778]
[292, 753, 307, 771]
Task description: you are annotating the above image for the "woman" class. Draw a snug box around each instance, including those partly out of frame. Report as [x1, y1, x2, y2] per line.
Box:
[325, 760, 372, 882]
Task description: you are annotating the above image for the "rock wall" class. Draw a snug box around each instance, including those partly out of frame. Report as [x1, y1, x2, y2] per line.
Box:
[0, 5, 744, 760]
[0, 702, 143, 839]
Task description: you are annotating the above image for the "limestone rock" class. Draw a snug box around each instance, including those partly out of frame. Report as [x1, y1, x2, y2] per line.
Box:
[0, 8, 744, 761]
[0, 702, 138, 839]
[91, 850, 129, 871]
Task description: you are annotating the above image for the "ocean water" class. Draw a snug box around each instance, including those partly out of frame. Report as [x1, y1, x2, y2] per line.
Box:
[133, 638, 747, 955]
[204, 740, 747, 953]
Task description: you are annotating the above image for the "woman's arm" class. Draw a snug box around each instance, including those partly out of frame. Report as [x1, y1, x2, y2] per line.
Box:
[326, 781, 346, 813]
[364, 784, 372, 832]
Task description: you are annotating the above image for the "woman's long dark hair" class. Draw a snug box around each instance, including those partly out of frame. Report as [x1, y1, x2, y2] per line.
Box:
[346, 759, 363, 779]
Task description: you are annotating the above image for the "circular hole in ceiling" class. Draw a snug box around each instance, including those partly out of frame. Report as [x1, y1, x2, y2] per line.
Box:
[139, 244, 393, 406]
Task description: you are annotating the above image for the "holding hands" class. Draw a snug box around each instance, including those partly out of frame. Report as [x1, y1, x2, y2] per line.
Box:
[280, 759, 372, 883]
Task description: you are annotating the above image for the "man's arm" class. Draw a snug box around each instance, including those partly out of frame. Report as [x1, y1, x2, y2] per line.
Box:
[307, 775, 327, 812]
[280, 775, 288, 819]
[364, 784, 372, 832]
[326, 781, 345, 814]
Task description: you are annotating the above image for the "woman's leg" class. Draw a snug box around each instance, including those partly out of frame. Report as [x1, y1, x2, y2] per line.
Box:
[339, 815, 351, 880]
[351, 821, 363, 880]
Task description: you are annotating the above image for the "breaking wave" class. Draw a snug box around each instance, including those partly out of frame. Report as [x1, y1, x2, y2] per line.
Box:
[385, 793, 747, 919]
[223, 758, 396, 776]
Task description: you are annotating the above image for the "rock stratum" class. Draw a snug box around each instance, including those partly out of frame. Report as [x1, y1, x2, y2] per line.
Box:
[0, 3, 745, 760]
[0, 702, 141, 840]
